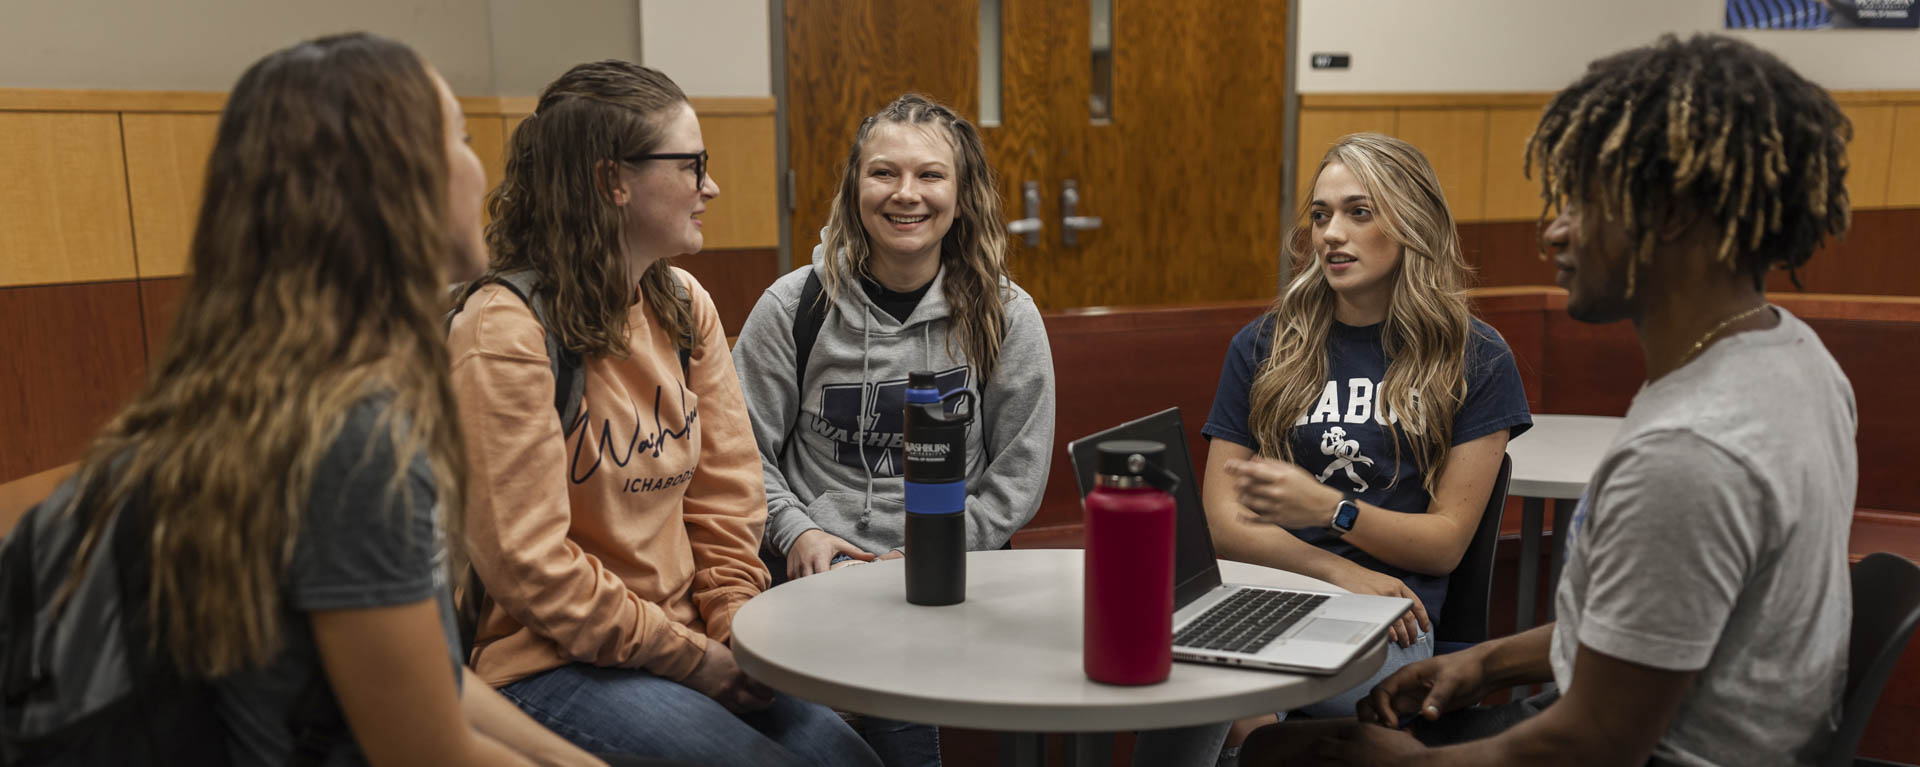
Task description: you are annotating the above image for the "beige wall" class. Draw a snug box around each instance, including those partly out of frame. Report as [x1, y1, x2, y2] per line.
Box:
[1297, 0, 1920, 93]
[488, 0, 646, 97]
[0, 0, 644, 97]
[639, 0, 772, 98]
[0, 0, 496, 93]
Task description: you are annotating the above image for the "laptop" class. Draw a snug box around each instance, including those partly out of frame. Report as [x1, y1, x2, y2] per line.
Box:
[1067, 408, 1412, 674]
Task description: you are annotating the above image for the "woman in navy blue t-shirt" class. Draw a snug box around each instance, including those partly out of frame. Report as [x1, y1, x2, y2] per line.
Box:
[1203, 134, 1532, 736]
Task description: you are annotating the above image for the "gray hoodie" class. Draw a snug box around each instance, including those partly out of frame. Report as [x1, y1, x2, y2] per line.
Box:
[731, 244, 1056, 556]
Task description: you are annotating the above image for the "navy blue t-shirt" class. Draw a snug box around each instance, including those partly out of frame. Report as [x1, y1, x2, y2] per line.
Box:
[1202, 316, 1532, 625]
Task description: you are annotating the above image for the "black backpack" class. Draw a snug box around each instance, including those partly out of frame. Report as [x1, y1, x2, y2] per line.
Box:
[0, 483, 235, 766]
[0, 476, 354, 767]
[448, 270, 694, 655]
[784, 268, 830, 459]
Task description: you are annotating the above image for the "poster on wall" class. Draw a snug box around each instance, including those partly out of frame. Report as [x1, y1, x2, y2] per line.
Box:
[1726, 0, 1918, 28]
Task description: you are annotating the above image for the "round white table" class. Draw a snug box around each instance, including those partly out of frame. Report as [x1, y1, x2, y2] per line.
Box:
[1505, 414, 1623, 631]
[1509, 414, 1622, 500]
[731, 549, 1384, 765]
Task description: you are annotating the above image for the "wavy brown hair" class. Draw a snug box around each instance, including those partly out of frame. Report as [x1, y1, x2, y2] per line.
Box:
[474, 60, 693, 358]
[55, 33, 466, 677]
[1248, 133, 1473, 492]
[818, 93, 1013, 381]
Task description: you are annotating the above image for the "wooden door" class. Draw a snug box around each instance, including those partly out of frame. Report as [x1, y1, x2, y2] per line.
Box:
[785, 0, 1287, 310]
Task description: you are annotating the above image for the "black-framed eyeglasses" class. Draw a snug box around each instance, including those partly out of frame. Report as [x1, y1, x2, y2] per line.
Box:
[626, 150, 708, 188]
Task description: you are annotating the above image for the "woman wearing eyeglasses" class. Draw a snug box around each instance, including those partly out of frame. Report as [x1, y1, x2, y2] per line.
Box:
[446, 60, 879, 767]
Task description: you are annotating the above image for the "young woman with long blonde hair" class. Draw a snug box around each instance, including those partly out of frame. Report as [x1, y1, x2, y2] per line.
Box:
[20, 33, 606, 766]
[1202, 133, 1531, 742]
[447, 61, 877, 767]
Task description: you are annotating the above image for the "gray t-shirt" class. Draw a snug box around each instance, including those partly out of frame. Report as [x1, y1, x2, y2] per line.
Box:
[1550, 307, 1856, 767]
[215, 401, 463, 766]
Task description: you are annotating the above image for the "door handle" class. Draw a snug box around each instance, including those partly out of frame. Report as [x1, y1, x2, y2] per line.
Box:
[1061, 179, 1102, 247]
[1007, 181, 1043, 247]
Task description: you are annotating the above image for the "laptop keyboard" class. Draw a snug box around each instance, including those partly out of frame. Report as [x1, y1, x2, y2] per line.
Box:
[1173, 588, 1330, 654]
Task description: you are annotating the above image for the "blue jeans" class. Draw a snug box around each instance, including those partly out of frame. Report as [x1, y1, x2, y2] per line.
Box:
[500, 663, 881, 767]
[1284, 630, 1434, 719]
[847, 715, 941, 767]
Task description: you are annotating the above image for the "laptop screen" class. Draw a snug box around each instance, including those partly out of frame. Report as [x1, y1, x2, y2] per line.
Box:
[1067, 408, 1225, 610]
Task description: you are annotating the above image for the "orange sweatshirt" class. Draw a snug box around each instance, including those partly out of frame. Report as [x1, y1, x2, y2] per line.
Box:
[449, 268, 770, 687]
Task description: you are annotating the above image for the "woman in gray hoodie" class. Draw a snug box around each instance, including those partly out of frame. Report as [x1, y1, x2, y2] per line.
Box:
[730, 93, 1056, 767]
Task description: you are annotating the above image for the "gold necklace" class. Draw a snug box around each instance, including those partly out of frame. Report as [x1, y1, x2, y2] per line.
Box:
[1681, 303, 1770, 365]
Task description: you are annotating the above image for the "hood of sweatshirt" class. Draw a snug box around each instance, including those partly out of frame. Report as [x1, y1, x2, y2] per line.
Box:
[810, 240, 956, 344]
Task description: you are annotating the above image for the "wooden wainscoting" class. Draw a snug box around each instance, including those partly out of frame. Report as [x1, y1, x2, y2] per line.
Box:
[0, 89, 778, 288]
[120, 112, 219, 278]
[1297, 90, 1920, 220]
[675, 248, 781, 334]
[488, 95, 779, 253]
[1297, 92, 1920, 297]
[0, 281, 149, 480]
[0, 88, 781, 480]
[0, 112, 139, 286]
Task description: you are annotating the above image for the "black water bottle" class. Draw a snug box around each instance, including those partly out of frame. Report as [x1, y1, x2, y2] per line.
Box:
[903, 370, 974, 606]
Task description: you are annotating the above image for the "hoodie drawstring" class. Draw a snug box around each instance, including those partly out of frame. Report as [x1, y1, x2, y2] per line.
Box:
[857, 306, 875, 530]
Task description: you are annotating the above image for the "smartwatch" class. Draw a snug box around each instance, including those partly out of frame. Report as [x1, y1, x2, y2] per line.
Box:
[1328, 498, 1360, 538]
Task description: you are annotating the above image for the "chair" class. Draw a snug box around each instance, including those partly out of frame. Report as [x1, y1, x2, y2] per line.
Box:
[1822, 553, 1920, 767]
[1433, 453, 1512, 653]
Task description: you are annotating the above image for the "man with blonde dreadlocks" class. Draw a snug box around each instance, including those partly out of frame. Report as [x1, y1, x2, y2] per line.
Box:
[1249, 34, 1857, 767]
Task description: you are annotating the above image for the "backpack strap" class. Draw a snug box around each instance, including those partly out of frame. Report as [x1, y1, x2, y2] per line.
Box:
[447, 272, 694, 664]
[777, 268, 829, 464]
[446, 271, 580, 672]
[449, 271, 586, 439]
[669, 274, 694, 383]
[792, 268, 828, 393]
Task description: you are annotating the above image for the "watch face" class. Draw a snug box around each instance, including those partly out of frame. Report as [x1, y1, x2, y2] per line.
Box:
[1334, 500, 1359, 531]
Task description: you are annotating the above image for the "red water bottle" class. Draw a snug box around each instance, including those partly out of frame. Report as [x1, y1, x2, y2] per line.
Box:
[1083, 440, 1178, 685]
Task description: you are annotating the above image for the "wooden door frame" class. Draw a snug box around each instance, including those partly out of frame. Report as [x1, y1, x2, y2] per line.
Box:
[1280, 0, 1301, 286]
[772, 0, 1299, 292]
[770, 0, 794, 272]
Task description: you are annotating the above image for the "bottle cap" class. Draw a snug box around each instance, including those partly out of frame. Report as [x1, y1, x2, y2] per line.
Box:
[1095, 440, 1164, 476]
[908, 370, 937, 389]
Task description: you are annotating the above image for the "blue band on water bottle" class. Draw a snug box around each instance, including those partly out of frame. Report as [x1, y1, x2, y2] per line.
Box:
[904, 480, 966, 514]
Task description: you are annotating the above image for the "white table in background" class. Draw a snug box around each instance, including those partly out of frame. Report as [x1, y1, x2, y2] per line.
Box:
[1506, 414, 1623, 630]
[731, 549, 1384, 767]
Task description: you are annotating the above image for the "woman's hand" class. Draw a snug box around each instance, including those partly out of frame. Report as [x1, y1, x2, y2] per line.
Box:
[680, 640, 776, 714]
[1325, 563, 1430, 648]
[1224, 456, 1345, 530]
[786, 529, 875, 579]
